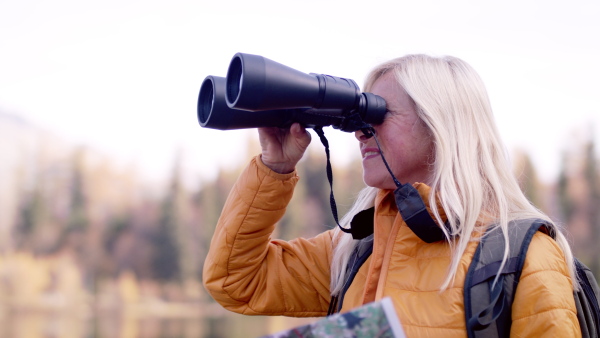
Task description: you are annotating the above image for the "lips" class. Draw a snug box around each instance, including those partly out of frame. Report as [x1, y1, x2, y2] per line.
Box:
[361, 147, 380, 160]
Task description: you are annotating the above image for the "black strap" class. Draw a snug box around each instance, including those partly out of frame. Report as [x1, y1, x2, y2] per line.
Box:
[314, 126, 447, 242]
[574, 259, 600, 338]
[394, 183, 447, 243]
[349, 208, 375, 240]
[467, 274, 508, 331]
[368, 127, 447, 242]
[368, 127, 401, 187]
[335, 237, 374, 314]
[327, 233, 375, 316]
[327, 295, 339, 316]
[314, 126, 379, 240]
[313, 127, 353, 237]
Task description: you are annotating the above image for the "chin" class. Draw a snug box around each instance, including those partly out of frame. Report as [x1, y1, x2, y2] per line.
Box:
[363, 175, 397, 190]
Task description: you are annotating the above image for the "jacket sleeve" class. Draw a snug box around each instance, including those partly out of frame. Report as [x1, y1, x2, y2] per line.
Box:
[202, 156, 334, 317]
[510, 231, 582, 337]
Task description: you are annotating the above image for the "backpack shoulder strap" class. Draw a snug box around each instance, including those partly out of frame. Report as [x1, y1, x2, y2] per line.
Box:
[574, 258, 600, 338]
[464, 218, 546, 338]
[327, 233, 374, 316]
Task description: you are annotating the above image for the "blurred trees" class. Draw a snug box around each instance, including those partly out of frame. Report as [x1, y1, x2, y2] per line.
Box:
[514, 150, 541, 208]
[2, 125, 600, 315]
[516, 131, 600, 275]
[583, 138, 600, 273]
[152, 157, 184, 283]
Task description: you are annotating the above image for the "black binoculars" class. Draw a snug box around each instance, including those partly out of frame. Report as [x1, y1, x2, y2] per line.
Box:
[197, 53, 387, 132]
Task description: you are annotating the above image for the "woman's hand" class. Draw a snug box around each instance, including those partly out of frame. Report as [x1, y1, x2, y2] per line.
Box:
[259, 123, 311, 174]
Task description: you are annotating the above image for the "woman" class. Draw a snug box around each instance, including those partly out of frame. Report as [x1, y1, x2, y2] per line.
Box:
[202, 54, 580, 336]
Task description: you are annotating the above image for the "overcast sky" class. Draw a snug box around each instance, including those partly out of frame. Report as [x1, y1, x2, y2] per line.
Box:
[1, 0, 599, 185]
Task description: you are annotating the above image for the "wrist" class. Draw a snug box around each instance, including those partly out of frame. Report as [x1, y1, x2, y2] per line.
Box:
[259, 155, 295, 174]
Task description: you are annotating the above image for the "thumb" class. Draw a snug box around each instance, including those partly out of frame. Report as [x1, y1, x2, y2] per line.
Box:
[290, 123, 311, 149]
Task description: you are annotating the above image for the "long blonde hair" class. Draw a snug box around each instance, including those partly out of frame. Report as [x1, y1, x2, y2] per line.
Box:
[330, 54, 577, 296]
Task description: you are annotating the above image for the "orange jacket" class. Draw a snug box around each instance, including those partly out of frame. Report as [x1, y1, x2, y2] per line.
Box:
[203, 156, 581, 337]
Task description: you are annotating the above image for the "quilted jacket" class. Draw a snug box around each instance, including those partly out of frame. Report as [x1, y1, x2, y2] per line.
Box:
[203, 156, 581, 337]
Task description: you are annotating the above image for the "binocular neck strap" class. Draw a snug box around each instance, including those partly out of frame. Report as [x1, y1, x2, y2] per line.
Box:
[313, 127, 350, 236]
[363, 127, 448, 243]
[313, 126, 402, 240]
[366, 127, 402, 188]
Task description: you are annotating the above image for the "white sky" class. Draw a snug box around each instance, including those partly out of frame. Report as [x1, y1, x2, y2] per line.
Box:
[1, 0, 599, 185]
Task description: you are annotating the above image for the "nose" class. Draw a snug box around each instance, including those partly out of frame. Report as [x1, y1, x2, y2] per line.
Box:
[355, 129, 369, 142]
[355, 127, 375, 143]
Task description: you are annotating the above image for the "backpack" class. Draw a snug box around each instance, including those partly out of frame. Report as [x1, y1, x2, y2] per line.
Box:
[329, 218, 600, 337]
[465, 218, 600, 337]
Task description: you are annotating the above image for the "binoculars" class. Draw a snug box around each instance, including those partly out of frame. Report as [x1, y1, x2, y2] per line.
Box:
[197, 53, 387, 132]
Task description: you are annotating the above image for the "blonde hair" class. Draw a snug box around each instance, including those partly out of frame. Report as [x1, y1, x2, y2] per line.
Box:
[330, 54, 577, 296]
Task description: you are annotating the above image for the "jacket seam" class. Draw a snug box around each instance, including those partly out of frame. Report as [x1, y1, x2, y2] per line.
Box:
[275, 245, 288, 311]
[381, 286, 464, 292]
[223, 168, 268, 304]
[403, 323, 464, 330]
[511, 306, 578, 321]
[519, 267, 570, 280]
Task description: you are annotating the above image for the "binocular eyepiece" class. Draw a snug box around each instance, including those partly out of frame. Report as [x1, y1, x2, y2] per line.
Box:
[197, 53, 387, 132]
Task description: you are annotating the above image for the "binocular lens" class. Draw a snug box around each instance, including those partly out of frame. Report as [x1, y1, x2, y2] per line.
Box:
[198, 78, 214, 125]
[226, 57, 243, 107]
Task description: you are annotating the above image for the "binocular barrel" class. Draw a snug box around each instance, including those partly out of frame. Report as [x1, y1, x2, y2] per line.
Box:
[197, 53, 387, 132]
[198, 76, 293, 130]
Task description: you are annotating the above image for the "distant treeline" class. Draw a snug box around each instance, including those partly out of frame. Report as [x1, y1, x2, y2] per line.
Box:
[6, 131, 600, 298]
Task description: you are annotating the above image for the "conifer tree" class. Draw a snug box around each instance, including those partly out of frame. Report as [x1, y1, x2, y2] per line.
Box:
[557, 151, 574, 223]
[14, 185, 45, 251]
[152, 158, 184, 282]
[67, 149, 89, 233]
[515, 151, 541, 209]
[583, 137, 600, 276]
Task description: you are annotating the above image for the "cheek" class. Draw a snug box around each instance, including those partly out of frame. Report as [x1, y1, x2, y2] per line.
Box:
[415, 126, 435, 159]
[383, 129, 433, 169]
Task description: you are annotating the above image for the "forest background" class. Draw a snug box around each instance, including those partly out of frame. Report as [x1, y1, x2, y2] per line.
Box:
[1, 1, 599, 336]
[1, 110, 599, 338]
